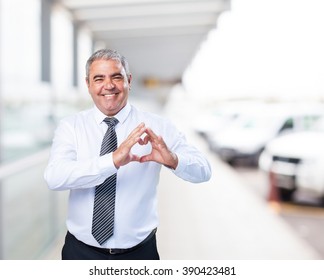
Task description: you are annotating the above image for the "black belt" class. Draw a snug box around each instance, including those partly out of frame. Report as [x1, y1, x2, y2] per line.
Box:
[90, 228, 157, 255]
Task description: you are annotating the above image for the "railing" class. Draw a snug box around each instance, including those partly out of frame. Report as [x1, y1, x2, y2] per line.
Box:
[0, 149, 67, 259]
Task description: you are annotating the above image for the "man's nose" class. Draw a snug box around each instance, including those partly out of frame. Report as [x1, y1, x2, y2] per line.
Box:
[104, 79, 115, 89]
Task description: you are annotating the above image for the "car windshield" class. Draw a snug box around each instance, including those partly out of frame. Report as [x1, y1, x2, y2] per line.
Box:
[232, 114, 283, 131]
[310, 117, 324, 132]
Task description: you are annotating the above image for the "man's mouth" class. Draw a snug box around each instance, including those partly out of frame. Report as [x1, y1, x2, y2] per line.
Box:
[101, 92, 118, 97]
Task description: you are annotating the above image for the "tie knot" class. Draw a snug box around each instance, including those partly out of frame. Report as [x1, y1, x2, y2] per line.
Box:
[103, 117, 119, 128]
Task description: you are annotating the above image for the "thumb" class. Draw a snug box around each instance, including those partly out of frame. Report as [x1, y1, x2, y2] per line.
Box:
[129, 154, 141, 162]
[139, 153, 154, 163]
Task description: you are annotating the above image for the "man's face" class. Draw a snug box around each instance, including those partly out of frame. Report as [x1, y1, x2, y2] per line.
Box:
[86, 59, 131, 116]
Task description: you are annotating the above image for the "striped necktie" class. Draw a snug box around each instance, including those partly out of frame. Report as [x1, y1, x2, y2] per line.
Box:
[91, 117, 119, 245]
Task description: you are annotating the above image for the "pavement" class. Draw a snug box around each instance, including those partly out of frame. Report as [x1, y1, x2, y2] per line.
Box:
[156, 92, 320, 260]
[157, 136, 320, 259]
[42, 95, 321, 260]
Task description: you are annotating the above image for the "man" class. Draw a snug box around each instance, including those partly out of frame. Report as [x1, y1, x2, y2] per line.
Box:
[44, 49, 211, 260]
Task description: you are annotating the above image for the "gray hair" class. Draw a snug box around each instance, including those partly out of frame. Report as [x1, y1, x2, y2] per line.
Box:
[85, 49, 131, 80]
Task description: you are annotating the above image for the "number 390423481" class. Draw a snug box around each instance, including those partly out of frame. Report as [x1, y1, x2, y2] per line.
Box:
[182, 266, 236, 276]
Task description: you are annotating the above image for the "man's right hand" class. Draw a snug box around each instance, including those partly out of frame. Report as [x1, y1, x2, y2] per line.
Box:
[112, 122, 147, 168]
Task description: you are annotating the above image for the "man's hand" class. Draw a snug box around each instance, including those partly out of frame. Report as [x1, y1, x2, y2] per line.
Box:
[112, 123, 178, 170]
[112, 123, 146, 168]
[139, 127, 178, 170]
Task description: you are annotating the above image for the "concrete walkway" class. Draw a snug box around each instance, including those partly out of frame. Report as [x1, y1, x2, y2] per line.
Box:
[157, 134, 320, 259]
[156, 95, 320, 260]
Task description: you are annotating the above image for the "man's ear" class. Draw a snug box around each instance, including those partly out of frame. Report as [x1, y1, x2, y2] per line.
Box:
[128, 74, 132, 90]
[85, 77, 90, 89]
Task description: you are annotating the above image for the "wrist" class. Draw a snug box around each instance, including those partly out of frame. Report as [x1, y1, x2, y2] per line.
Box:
[166, 152, 178, 170]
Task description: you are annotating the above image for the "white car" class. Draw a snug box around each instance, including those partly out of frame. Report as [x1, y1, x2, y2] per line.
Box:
[259, 117, 324, 202]
[210, 104, 322, 165]
[194, 100, 265, 139]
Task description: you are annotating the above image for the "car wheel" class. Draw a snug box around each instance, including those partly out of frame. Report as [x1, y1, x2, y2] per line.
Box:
[277, 187, 295, 202]
[251, 148, 264, 166]
[319, 195, 324, 207]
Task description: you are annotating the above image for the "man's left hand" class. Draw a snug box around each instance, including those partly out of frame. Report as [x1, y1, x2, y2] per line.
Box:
[139, 127, 178, 170]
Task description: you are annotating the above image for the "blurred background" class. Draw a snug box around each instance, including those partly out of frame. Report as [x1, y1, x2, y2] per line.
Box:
[1, 0, 324, 260]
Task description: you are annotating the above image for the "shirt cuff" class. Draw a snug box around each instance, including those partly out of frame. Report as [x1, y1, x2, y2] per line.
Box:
[97, 153, 118, 176]
[172, 153, 186, 176]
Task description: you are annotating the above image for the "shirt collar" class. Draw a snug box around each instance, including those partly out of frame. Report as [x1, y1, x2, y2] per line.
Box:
[93, 103, 131, 126]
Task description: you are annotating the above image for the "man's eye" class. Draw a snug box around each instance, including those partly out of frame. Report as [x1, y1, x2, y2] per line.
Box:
[113, 75, 123, 80]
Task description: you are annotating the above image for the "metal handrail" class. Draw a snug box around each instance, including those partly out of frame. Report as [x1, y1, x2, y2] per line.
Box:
[0, 148, 50, 180]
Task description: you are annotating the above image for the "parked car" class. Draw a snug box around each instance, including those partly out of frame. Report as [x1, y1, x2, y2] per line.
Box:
[209, 103, 323, 166]
[194, 100, 265, 140]
[193, 109, 236, 139]
[259, 116, 324, 203]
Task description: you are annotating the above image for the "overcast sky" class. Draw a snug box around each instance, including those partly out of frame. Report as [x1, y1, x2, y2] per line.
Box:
[183, 0, 324, 101]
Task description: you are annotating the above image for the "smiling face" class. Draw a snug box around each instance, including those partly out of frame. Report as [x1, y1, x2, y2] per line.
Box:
[86, 58, 132, 116]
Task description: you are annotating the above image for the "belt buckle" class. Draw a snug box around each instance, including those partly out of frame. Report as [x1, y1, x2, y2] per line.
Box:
[109, 248, 117, 254]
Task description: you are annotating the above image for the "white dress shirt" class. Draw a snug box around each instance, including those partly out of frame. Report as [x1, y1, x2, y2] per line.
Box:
[44, 102, 211, 248]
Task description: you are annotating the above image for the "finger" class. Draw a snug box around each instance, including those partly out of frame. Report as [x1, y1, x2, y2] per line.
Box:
[142, 134, 151, 145]
[123, 123, 146, 148]
[128, 123, 146, 139]
[145, 127, 160, 143]
[139, 153, 153, 163]
[137, 138, 144, 145]
[157, 135, 167, 148]
[129, 154, 141, 162]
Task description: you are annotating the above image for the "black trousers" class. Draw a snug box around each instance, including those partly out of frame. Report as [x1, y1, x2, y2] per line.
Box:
[61, 231, 160, 260]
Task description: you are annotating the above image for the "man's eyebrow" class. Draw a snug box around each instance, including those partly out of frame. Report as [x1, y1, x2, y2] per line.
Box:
[111, 72, 123, 77]
[92, 74, 105, 80]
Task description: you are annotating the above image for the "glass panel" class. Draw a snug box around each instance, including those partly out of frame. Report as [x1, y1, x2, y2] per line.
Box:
[1, 160, 68, 259]
[1, 103, 54, 163]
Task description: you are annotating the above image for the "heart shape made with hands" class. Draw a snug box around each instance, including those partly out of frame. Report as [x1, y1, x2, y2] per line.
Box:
[137, 127, 177, 169]
[114, 124, 178, 170]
